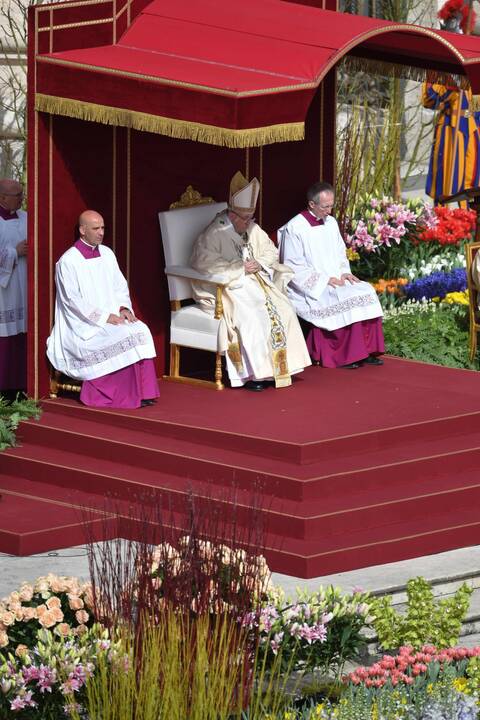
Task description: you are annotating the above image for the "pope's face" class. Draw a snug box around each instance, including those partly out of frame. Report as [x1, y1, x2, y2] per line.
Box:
[228, 210, 255, 234]
[80, 216, 105, 246]
[309, 191, 334, 220]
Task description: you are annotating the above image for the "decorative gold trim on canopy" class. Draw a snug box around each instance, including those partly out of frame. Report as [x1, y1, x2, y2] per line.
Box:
[35, 93, 305, 148]
[341, 55, 471, 90]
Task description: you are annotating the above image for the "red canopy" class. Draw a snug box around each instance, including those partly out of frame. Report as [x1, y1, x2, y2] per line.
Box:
[34, 0, 480, 148]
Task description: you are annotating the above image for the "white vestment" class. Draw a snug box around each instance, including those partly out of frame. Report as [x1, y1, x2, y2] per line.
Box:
[191, 211, 311, 387]
[47, 243, 156, 380]
[279, 213, 383, 331]
[0, 210, 27, 337]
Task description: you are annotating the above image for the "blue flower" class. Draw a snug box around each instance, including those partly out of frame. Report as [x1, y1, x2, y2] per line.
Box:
[404, 269, 467, 301]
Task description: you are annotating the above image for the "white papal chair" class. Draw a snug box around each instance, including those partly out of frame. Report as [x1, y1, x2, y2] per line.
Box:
[159, 187, 228, 390]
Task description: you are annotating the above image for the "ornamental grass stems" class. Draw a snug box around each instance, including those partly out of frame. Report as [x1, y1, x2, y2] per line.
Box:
[68, 609, 253, 720]
[81, 482, 272, 627]
[77, 484, 284, 717]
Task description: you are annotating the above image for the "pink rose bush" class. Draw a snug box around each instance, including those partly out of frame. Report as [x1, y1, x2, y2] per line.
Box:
[149, 536, 273, 615]
[0, 574, 95, 656]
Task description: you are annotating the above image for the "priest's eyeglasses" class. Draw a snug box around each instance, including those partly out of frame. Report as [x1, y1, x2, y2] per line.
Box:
[313, 200, 334, 209]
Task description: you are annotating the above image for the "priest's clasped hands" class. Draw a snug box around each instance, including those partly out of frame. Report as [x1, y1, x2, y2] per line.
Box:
[244, 259, 262, 274]
[16, 240, 27, 257]
[328, 272, 360, 287]
[107, 308, 137, 325]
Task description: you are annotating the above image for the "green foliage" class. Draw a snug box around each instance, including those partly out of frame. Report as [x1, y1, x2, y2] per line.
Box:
[257, 585, 373, 680]
[0, 394, 41, 451]
[369, 576, 473, 650]
[383, 304, 477, 369]
[466, 655, 480, 696]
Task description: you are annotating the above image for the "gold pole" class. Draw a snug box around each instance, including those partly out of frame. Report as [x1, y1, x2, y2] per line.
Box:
[466, 0, 474, 34]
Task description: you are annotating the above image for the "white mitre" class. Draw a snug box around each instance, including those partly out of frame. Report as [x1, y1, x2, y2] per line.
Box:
[229, 171, 260, 214]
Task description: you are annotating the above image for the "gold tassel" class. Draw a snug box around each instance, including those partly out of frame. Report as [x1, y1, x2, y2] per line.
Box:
[34, 93, 304, 148]
[341, 56, 471, 90]
[227, 342, 244, 371]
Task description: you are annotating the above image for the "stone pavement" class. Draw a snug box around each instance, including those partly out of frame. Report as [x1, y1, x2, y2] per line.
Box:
[1, 542, 478, 600]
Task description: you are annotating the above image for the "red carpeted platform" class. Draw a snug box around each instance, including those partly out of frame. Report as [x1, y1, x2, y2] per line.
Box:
[2, 356, 480, 577]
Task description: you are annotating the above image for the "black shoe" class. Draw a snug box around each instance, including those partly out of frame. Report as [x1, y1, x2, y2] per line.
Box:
[362, 355, 384, 366]
[140, 399, 155, 407]
[244, 380, 265, 392]
[339, 362, 361, 369]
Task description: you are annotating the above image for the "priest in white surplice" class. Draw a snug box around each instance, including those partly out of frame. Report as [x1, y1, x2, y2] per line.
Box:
[0, 179, 27, 398]
[191, 172, 311, 391]
[279, 182, 384, 369]
[47, 210, 160, 408]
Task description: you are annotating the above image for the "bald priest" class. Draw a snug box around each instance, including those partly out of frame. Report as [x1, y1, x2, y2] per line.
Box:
[47, 211, 160, 408]
[190, 172, 311, 391]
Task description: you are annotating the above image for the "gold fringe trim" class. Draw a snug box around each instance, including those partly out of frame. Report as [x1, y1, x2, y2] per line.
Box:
[342, 55, 471, 90]
[34, 93, 304, 148]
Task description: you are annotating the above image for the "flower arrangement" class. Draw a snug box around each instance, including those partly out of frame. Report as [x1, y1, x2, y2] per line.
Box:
[345, 644, 480, 689]
[149, 536, 273, 614]
[345, 196, 437, 280]
[0, 574, 94, 656]
[416, 206, 476, 247]
[401, 251, 466, 280]
[249, 585, 373, 677]
[346, 197, 425, 253]
[0, 624, 116, 719]
[438, 0, 477, 33]
[369, 577, 473, 652]
[372, 278, 409, 295]
[441, 289, 470, 305]
[403, 268, 467, 302]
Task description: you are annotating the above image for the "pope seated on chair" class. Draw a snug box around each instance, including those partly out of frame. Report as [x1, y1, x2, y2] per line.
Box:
[47, 210, 160, 408]
[190, 172, 311, 391]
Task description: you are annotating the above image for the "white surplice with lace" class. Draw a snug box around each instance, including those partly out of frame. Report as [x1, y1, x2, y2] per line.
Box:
[47, 244, 156, 380]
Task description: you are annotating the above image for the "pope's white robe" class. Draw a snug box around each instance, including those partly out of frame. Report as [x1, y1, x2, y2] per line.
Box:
[191, 212, 311, 387]
[279, 213, 383, 330]
[47, 243, 156, 381]
[0, 209, 27, 337]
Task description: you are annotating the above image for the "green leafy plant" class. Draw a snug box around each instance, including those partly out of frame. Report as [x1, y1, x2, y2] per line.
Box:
[0, 394, 40, 451]
[369, 576, 473, 650]
[383, 303, 477, 369]
[253, 585, 373, 680]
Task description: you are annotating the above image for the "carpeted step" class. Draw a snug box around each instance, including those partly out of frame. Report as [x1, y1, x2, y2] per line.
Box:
[14, 411, 480, 503]
[5, 436, 480, 526]
[2, 442, 480, 571]
[39, 359, 480, 466]
[1, 469, 479, 576]
[0, 475, 112, 555]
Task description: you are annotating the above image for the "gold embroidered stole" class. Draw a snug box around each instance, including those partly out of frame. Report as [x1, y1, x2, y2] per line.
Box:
[227, 232, 291, 387]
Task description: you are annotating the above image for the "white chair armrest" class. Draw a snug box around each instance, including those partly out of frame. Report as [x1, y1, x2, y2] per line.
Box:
[165, 265, 228, 285]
